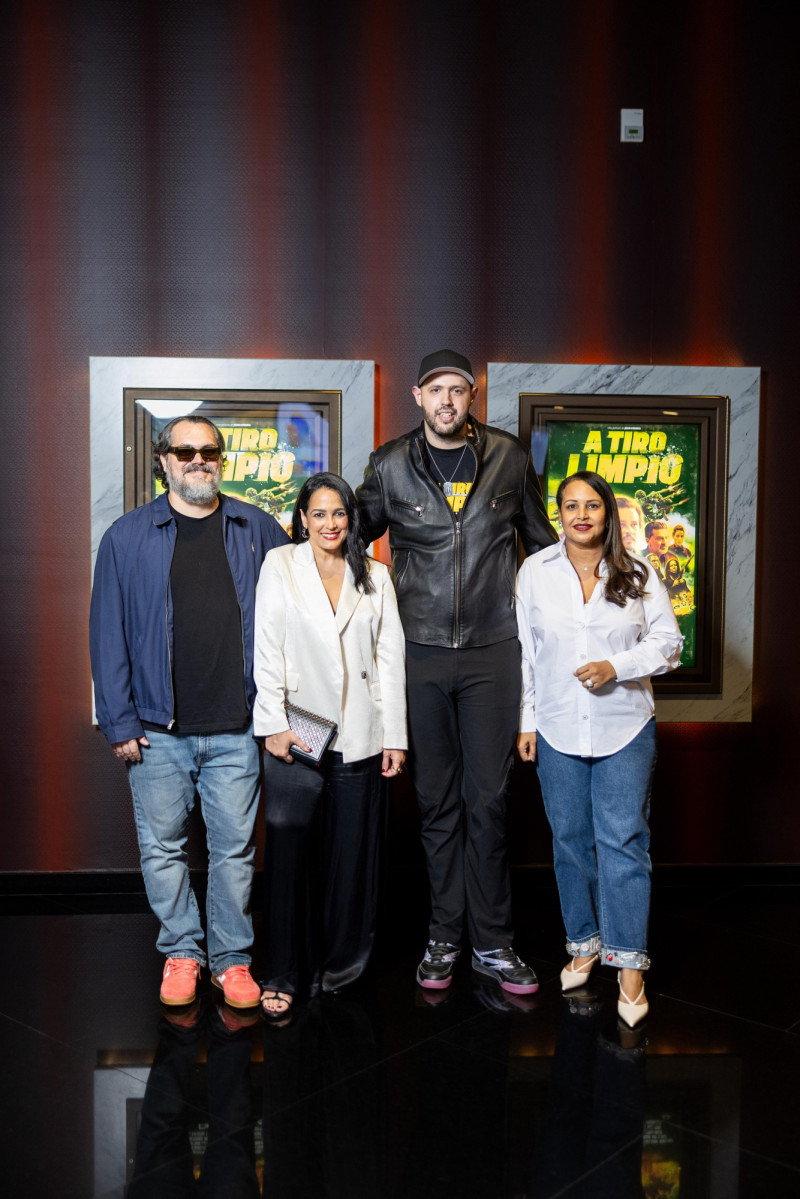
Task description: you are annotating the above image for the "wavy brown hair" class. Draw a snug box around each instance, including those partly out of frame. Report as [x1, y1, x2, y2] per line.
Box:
[556, 471, 648, 607]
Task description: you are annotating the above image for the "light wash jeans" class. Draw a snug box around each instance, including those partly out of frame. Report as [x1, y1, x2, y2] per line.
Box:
[126, 726, 261, 974]
[535, 720, 657, 971]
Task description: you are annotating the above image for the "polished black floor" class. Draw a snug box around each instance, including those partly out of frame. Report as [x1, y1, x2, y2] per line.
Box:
[2, 869, 799, 1197]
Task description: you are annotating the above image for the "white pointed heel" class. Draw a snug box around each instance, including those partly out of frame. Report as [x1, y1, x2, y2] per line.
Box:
[560, 953, 599, 992]
[617, 976, 649, 1027]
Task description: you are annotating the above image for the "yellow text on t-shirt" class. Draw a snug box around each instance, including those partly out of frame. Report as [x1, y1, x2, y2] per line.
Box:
[447, 481, 472, 513]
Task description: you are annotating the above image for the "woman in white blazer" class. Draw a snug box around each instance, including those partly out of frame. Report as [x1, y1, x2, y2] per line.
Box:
[253, 473, 407, 1019]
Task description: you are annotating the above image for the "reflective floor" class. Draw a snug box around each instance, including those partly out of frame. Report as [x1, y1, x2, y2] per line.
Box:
[2, 869, 799, 1197]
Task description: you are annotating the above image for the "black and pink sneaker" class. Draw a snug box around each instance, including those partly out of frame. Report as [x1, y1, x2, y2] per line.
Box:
[472, 948, 539, 994]
[416, 941, 460, 989]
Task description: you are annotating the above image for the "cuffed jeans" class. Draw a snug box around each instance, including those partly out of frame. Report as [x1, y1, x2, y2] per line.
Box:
[535, 720, 657, 970]
[126, 726, 261, 974]
[406, 638, 520, 951]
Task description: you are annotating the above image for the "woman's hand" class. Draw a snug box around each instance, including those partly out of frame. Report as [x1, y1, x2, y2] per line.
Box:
[381, 748, 406, 777]
[574, 659, 616, 690]
[263, 730, 311, 762]
[517, 732, 537, 762]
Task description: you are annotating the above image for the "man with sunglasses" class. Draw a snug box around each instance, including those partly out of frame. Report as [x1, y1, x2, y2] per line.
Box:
[90, 415, 289, 1009]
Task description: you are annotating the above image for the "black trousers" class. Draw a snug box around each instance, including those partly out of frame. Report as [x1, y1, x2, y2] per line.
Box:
[406, 637, 521, 951]
[261, 749, 384, 998]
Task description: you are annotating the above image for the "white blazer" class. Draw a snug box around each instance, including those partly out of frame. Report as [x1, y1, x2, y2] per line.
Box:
[252, 541, 407, 763]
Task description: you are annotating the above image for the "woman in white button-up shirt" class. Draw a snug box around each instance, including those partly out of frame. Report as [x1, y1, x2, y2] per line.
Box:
[516, 471, 682, 1027]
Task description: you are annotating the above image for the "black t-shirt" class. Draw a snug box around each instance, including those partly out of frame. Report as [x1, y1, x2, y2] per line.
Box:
[426, 443, 476, 515]
[165, 503, 250, 734]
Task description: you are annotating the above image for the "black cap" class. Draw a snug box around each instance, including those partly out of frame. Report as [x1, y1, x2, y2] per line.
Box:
[417, 349, 475, 387]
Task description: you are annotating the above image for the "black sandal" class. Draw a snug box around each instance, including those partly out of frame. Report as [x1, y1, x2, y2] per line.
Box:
[260, 989, 294, 1023]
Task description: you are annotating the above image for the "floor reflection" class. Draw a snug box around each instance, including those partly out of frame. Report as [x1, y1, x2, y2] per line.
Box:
[262, 995, 382, 1197]
[530, 995, 646, 1198]
[1, 872, 799, 1197]
[128, 998, 259, 1197]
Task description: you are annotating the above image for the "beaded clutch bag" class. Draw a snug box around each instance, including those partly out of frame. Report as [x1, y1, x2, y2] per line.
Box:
[284, 702, 337, 766]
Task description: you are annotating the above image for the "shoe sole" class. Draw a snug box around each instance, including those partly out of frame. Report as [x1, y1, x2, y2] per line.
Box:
[472, 960, 539, 994]
[211, 975, 260, 1009]
[160, 990, 197, 1006]
[416, 968, 453, 990]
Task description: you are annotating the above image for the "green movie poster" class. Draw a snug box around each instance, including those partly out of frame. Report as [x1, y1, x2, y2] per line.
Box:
[544, 420, 699, 667]
[151, 407, 330, 533]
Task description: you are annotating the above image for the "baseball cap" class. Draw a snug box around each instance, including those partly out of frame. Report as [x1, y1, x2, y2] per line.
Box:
[417, 349, 475, 387]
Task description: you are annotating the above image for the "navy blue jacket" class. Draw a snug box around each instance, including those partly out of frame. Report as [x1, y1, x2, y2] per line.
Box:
[90, 492, 289, 744]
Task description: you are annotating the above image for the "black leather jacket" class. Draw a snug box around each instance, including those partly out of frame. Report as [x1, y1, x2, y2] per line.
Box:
[356, 420, 557, 648]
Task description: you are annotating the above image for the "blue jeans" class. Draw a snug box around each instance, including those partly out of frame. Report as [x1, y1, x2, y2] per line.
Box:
[535, 721, 657, 970]
[126, 726, 261, 974]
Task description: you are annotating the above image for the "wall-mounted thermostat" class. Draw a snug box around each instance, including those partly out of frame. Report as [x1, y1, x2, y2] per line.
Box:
[620, 108, 644, 142]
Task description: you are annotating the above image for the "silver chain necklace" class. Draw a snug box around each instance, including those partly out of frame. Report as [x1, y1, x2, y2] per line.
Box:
[429, 444, 468, 497]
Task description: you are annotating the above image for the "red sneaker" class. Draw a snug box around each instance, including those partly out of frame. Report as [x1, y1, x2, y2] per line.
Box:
[160, 957, 201, 1005]
[211, 965, 260, 1009]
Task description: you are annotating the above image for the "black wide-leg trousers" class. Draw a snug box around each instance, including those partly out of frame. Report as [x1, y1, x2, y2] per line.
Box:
[261, 749, 384, 998]
[406, 636, 521, 952]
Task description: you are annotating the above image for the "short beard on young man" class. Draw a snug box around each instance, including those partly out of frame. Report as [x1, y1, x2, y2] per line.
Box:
[422, 406, 469, 441]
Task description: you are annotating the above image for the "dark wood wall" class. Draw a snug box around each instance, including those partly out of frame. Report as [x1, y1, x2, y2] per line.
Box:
[1, 0, 796, 871]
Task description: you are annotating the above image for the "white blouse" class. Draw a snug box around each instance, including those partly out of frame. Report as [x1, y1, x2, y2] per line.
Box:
[516, 540, 683, 758]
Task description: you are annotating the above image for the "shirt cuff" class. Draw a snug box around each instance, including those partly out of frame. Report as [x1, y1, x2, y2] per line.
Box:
[607, 651, 637, 682]
[520, 703, 536, 731]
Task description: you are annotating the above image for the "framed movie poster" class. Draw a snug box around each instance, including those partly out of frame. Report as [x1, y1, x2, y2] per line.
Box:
[123, 388, 341, 533]
[519, 393, 729, 695]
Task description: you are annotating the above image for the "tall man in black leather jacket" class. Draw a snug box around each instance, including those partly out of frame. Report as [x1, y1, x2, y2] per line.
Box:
[357, 350, 557, 994]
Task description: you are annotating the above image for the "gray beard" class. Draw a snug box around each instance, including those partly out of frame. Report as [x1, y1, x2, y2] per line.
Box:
[167, 463, 221, 505]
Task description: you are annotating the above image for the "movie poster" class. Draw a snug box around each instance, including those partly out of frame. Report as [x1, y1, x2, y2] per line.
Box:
[150, 406, 330, 533]
[543, 419, 699, 667]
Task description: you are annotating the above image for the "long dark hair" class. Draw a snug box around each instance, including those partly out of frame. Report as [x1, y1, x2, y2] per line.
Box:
[292, 472, 375, 594]
[556, 471, 647, 607]
[152, 415, 226, 491]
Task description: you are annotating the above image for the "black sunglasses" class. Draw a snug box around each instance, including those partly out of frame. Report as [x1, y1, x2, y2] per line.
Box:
[167, 444, 222, 462]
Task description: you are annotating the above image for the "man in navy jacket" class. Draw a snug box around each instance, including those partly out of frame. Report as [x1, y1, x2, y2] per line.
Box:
[90, 415, 288, 1008]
